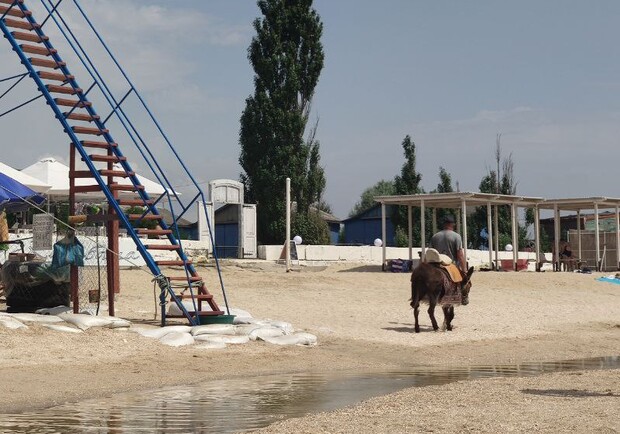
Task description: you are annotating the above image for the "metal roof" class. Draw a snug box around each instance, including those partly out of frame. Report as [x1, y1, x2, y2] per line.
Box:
[374, 192, 545, 208]
[538, 197, 620, 211]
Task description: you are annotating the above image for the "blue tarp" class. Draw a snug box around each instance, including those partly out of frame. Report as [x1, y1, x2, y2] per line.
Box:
[0, 172, 45, 212]
[596, 277, 620, 285]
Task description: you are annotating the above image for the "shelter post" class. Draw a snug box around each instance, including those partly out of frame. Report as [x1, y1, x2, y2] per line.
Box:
[616, 205, 620, 270]
[494, 205, 499, 269]
[461, 199, 468, 268]
[577, 210, 582, 260]
[594, 203, 600, 271]
[69, 144, 79, 314]
[486, 202, 493, 269]
[420, 200, 426, 261]
[285, 178, 291, 272]
[407, 205, 412, 261]
[511, 203, 518, 271]
[553, 204, 560, 271]
[381, 203, 387, 266]
[106, 147, 119, 313]
[534, 206, 541, 271]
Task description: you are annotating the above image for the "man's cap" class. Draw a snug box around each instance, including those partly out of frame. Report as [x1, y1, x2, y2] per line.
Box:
[443, 214, 456, 224]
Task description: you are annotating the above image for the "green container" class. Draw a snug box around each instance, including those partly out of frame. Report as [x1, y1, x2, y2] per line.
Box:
[197, 314, 236, 325]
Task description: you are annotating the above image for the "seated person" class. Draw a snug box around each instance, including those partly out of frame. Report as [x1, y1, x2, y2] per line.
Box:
[559, 242, 577, 271]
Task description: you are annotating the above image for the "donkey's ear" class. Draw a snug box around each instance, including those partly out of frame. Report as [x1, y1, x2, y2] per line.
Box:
[466, 266, 474, 279]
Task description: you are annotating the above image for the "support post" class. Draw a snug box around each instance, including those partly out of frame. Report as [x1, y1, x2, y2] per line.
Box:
[616, 205, 620, 270]
[577, 209, 582, 261]
[534, 206, 541, 271]
[407, 205, 412, 261]
[461, 199, 468, 268]
[285, 178, 291, 272]
[494, 205, 499, 269]
[554, 204, 560, 272]
[511, 203, 518, 271]
[594, 203, 600, 271]
[381, 203, 387, 267]
[69, 144, 78, 313]
[420, 200, 426, 261]
[106, 146, 119, 315]
[486, 202, 493, 269]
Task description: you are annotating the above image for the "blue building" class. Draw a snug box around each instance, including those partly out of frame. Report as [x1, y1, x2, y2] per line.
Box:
[343, 204, 396, 246]
[313, 208, 342, 244]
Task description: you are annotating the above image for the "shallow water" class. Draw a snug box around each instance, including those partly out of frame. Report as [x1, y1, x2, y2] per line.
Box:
[1, 356, 618, 433]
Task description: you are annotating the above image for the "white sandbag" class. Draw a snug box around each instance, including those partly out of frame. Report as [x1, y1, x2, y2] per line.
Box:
[194, 334, 249, 344]
[9, 313, 64, 324]
[59, 313, 113, 330]
[191, 324, 236, 336]
[228, 307, 253, 319]
[249, 327, 285, 341]
[41, 323, 83, 334]
[265, 320, 294, 334]
[194, 342, 227, 350]
[137, 325, 191, 339]
[0, 316, 28, 330]
[35, 306, 72, 316]
[167, 300, 197, 317]
[261, 332, 318, 346]
[292, 332, 318, 345]
[234, 324, 264, 336]
[233, 316, 267, 325]
[104, 316, 131, 329]
[159, 332, 195, 347]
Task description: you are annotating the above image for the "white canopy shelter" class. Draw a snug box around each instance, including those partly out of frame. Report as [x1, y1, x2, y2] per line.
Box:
[0, 161, 51, 194]
[21, 158, 174, 199]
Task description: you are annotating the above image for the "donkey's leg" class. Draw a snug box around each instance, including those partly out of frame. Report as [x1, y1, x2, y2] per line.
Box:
[413, 301, 420, 333]
[428, 299, 439, 331]
[443, 305, 455, 331]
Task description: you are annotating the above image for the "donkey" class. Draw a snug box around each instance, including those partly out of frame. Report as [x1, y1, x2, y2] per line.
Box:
[410, 262, 474, 333]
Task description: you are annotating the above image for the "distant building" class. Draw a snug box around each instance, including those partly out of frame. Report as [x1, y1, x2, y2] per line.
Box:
[342, 204, 396, 246]
[309, 207, 341, 244]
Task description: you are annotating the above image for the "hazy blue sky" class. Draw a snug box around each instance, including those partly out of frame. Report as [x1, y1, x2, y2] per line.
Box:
[1, 0, 619, 217]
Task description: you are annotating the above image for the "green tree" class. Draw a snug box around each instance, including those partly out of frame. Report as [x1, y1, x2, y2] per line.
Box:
[393, 135, 424, 246]
[239, 0, 325, 244]
[349, 180, 395, 217]
[431, 166, 456, 230]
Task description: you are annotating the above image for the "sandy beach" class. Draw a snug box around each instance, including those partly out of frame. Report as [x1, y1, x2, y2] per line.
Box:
[1, 262, 619, 432]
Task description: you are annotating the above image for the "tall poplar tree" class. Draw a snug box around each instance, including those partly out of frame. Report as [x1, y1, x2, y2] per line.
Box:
[239, 0, 326, 244]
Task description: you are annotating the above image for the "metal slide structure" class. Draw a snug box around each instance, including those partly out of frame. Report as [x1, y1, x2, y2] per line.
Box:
[0, 0, 229, 325]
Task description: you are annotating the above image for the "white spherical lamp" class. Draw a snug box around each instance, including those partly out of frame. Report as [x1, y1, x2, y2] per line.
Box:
[505, 244, 513, 252]
[374, 238, 383, 247]
[293, 235, 303, 245]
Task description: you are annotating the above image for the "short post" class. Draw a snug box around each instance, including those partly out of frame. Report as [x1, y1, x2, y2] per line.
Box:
[285, 178, 291, 272]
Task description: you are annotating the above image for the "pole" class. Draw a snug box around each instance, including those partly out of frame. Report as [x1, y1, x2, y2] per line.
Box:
[461, 199, 468, 268]
[494, 205, 499, 269]
[487, 202, 493, 269]
[69, 144, 78, 313]
[534, 206, 541, 271]
[616, 205, 620, 270]
[577, 209, 582, 261]
[594, 203, 600, 271]
[420, 200, 426, 262]
[285, 178, 291, 272]
[511, 203, 518, 271]
[381, 203, 387, 267]
[407, 205, 412, 261]
[554, 204, 560, 272]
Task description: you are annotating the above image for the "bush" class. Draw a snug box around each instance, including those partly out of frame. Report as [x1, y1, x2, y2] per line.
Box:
[291, 211, 330, 245]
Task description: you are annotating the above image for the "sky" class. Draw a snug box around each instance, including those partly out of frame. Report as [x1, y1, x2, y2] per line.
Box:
[1, 0, 620, 218]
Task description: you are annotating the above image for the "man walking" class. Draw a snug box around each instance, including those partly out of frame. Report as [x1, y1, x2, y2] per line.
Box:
[429, 215, 466, 273]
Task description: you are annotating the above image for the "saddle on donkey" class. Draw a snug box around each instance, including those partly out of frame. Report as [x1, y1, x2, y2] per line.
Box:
[424, 248, 464, 304]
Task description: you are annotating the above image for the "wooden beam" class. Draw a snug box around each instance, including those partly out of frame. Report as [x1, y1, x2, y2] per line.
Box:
[534, 206, 541, 271]
[594, 203, 600, 270]
[511, 203, 518, 271]
[420, 200, 426, 262]
[554, 204, 560, 272]
[381, 203, 387, 267]
[407, 205, 412, 261]
[487, 201, 493, 269]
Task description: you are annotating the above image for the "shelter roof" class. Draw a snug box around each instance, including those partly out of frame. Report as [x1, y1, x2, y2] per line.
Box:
[374, 192, 544, 208]
[538, 197, 620, 211]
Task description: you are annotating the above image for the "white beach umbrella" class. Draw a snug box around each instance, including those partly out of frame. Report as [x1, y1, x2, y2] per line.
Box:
[0, 161, 51, 194]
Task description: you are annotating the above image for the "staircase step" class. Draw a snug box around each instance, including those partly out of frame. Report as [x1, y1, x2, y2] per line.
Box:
[80, 140, 117, 149]
[0, 5, 31, 17]
[64, 112, 99, 122]
[99, 169, 134, 177]
[127, 214, 161, 221]
[118, 199, 153, 206]
[29, 57, 65, 69]
[109, 184, 144, 192]
[20, 44, 56, 56]
[145, 244, 181, 251]
[11, 31, 48, 43]
[37, 70, 73, 81]
[3, 18, 38, 30]
[55, 98, 91, 108]
[167, 276, 202, 282]
[0, 0, 24, 5]
[87, 154, 125, 162]
[156, 260, 192, 266]
[178, 294, 212, 300]
[72, 126, 108, 135]
[137, 229, 172, 235]
[72, 185, 101, 193]
[47, 84, 81, 95]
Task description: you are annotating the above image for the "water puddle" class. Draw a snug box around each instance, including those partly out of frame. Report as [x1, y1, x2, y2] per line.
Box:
[1, 356, 618, 433]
